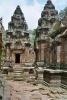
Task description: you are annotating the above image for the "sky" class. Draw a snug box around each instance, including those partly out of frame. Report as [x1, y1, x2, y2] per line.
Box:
[0, 0, 67, 30]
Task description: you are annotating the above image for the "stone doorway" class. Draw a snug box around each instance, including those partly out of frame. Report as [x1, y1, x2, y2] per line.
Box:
[15, 54, 20, 63]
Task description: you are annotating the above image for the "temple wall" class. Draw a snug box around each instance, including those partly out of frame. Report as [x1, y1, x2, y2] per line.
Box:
[40, 42, 45, 62]
[49, 48, 53, 65]
[6, 46, 10, 61]
[25, 47, 29, 62]
[38, 42, 41, 62]
[57, 45, 62, 63]
[64, 40, 67, 64]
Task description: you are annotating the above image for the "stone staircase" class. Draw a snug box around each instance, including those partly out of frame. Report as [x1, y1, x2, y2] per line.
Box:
[13, 65, 24, 81]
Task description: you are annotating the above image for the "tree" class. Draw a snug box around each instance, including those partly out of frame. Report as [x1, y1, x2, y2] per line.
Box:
[29, 29, 36, 46]
[59, 7, 67, 20]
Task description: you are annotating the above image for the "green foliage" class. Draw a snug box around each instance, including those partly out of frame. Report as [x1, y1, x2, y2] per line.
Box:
[59, 7, 67, 20]
[29, 29, 36, 46]
[51, 22, 60, 33]
[2, 26, 6, 40]
[50, 7, 67, 35]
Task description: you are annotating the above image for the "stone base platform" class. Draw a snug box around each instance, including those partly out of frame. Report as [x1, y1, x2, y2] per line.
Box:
[36, 68, 44, 83]
[43, 69, 62, 87]
[61, 70, 67, 89]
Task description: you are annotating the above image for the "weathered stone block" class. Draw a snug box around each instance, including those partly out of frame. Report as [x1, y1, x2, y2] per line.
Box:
[61, 70, 67, 89]
[43, 69, 62, 87]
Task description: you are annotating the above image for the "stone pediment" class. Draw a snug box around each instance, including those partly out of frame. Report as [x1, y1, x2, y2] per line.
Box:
[14, 40, 22, 49]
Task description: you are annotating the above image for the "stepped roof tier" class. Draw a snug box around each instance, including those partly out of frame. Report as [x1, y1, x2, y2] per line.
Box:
[44, 0, 55, 10]
[36, 0, 58, 37]
[6, 5, 30, 45]
[8, 5, 28, 35]
[5, 5, 31, 52]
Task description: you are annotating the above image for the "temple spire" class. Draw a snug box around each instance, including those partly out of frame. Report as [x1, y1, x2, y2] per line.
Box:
[47, 0, 52, 4]
[47, 0, 51, 1]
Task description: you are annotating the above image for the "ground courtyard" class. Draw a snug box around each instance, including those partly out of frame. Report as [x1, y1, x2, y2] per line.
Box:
[0, 76, 67, 100]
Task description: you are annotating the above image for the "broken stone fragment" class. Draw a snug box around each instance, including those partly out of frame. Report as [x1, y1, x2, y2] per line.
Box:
[30, 94, 42, 100]
[47, 93, 55, 98]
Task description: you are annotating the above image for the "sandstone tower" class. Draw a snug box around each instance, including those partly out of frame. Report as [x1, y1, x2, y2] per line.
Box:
[34, 0, 58, 67]
[3, 5, 35, 80]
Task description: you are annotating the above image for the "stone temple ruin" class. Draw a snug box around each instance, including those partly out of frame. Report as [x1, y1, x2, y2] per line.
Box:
[2, 5, 35, 80]
[0, 0, 67, 99]
[34, 0, 67, 88]
[34, 0, 58, 81]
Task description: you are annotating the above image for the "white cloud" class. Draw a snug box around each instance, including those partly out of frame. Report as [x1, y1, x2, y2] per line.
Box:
[0, 0, 67, 30]
[0, 0, 43, 30]
[21, 0, 43, 29]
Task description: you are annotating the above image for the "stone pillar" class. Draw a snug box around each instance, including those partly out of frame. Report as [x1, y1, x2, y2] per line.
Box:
[57, 45, 62, 63]
[61, 40, 67, 89]
[47, 51, 50, 65]
[12, 53, 15, 64]
[35, 50, 38, 62]
[50, 50, 53, 64]
[27, 47, 29, 62]
[41, 43, 44, 62]
[20, 54, 22, 63]
[62, 42, 65, 64]
[22, 50, 25, 63]
[25, 47, 29, 62]
[50, 44, 57, 69]
[52, 44, 57, 64]
[38, 43, 41, 62]
[0, 33, 2, 70]
[10, 51, 12, 61]
[54, 46, 57, 64]
[44, 48, 47, 65]
[64, 41, 67, 64]
[6, 45, 10, 61]
[0, 50, 1, 70]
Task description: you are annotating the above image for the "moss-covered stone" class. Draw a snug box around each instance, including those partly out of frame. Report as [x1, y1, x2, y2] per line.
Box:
[51, 22, 60, 34]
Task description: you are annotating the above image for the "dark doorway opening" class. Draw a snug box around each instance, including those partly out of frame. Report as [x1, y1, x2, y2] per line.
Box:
[3, 69, 8, 74]
[0, 95, 2, 100]
[29, 69, 34, 74]
[15, 54, 20, 63]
